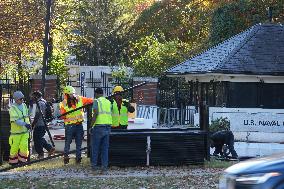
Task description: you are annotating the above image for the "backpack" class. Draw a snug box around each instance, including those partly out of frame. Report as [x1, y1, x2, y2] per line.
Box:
[43, 101, 54, 122]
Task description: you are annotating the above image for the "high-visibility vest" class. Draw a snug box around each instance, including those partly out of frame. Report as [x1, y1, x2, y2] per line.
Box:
[93, 97, 112, 126]
[112, 99, 129, 127]
[9, 103, 30, 134]
[60, 96, 84, 125]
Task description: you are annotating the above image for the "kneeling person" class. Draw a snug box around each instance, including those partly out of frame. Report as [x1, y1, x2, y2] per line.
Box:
[210, 130, 238, 159]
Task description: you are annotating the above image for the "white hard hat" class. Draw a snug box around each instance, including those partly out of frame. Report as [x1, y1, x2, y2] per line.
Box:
[13, 91, 24, 100]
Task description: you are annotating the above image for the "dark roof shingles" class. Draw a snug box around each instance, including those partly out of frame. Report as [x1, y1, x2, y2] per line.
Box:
[166, 24, 284, 75]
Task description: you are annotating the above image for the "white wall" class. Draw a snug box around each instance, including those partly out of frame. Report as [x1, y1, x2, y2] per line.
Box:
[208, 107, 284, 143]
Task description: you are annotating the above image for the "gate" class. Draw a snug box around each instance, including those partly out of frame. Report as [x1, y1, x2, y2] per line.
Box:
[0, 74, 32, 110]
[65, 71, 133, 98]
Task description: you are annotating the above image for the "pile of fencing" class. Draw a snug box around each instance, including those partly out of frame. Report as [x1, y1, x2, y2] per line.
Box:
[136, 105, 197, 127]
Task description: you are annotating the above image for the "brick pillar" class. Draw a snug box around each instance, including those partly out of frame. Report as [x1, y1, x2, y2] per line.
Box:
[30, 75, 57, 101]
[133, 77, 158, 106]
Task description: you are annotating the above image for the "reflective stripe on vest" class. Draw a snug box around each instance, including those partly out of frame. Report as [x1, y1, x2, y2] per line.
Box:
[112, 100, 128, 127]
[9, 103, 30, 134]
[94, 97, 112, 126]
[60, 96, 84, 125]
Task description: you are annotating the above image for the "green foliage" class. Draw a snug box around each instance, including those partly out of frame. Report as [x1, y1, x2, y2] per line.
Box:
[209, 117, 230, 133]
[68, 0, 133, 66]
[47, 51, 69, 86]
[210, 0, 284, 45]
[129, 33, 191, 77]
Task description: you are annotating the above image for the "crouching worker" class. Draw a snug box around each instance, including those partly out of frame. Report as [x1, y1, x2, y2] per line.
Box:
[90, 88, 112, 173]
[9, 91, 31, 165]
[60, 86, 93, 164]
[210, 130, 238, 159]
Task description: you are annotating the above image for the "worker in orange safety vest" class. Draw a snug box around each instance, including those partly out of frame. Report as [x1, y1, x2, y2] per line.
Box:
[59, 86, 93, 164]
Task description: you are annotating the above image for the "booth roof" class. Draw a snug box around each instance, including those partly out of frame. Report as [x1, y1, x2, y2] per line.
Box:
[166, 23, 284, 76]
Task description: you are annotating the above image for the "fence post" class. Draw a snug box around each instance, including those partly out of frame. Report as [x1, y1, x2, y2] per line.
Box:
[199, 101, 210, 160]
[86, 105, 92, 157]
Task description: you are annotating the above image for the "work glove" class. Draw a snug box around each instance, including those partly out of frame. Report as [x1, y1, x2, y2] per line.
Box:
[25, 124, 31, 130]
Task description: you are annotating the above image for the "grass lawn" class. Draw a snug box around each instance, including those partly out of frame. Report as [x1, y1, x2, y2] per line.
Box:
[0, 157, 236, 189]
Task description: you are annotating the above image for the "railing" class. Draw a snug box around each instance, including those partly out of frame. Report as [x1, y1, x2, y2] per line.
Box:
[136, 105, 197, 128]
[66, 71, 133, 98]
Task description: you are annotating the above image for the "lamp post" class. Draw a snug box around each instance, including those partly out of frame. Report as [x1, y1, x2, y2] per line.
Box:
[41, 0, 52, 96]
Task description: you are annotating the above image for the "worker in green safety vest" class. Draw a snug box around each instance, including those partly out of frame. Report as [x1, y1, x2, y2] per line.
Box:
[8, 91, 31, 165]
[111, 86, 135, 129]
[90, 87, 112, 173]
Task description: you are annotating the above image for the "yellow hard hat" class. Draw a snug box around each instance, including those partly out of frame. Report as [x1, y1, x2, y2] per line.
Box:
[64, 86, 75, 95]
[112, 85, 124, 94]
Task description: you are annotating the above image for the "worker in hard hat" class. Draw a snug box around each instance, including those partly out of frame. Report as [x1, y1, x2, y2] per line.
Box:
[8, 91, 31, 165]
[111, 85, 135, 129]
[59, 86, 93, 164]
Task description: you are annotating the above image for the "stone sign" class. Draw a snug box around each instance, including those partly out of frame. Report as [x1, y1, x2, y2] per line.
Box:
[209, 107, 284, 133]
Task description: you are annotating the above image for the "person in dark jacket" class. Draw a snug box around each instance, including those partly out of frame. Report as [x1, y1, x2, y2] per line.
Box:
[31, 91, 55, 159]
[210, 130, 238, 158]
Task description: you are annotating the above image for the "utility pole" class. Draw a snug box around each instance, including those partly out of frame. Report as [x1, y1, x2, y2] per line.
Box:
[41, 0, 52, 96]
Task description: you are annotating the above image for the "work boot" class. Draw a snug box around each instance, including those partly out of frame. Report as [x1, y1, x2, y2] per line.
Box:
[91, 166, 101, 175]
[9, 162, 18, 166]
[63, 156, 70, 165]
[75, 157, 82, 164]
[101, 167, 108, 175]
[48, 147, 56, 157]
[37, 154, 44, 159]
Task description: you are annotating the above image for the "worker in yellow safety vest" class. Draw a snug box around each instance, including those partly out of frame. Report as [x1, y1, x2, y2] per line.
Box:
[111, 86, 135, 129]
[90, 87, 112, 173]
[59, 86, 93, 164]
[8, 91, 31, 165]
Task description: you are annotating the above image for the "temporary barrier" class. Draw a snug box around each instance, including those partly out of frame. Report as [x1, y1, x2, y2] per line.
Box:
[109, 129, 207, 166]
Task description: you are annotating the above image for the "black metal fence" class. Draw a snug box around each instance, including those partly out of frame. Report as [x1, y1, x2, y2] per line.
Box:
[1, 71, 197, 111]
[65, 71, 134, 99]
[157, 76, 193, 108]
[0, 74, 32, 110]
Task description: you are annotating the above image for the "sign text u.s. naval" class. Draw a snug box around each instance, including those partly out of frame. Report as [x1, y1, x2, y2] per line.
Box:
[210, 107, 284, 133]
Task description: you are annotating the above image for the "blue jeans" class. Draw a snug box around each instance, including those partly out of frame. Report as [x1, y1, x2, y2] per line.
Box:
[33, 126, 52, 155]
[91, 125, 111, 169]
[64, 124, 84, 159]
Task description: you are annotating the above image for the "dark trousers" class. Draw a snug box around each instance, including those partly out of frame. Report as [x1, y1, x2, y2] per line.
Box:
[213, 137, 238, 158]
[90, 125, 111, 169]
[64, 124, 84, 159]
[33, 126, 52, 155]
[226, 138, 238, 158]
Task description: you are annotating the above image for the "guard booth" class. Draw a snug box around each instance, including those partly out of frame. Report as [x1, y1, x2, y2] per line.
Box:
[165, 23, 284, 158]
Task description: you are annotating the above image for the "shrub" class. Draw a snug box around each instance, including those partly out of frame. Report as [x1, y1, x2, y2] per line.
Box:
[209, 117, 230, 133]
